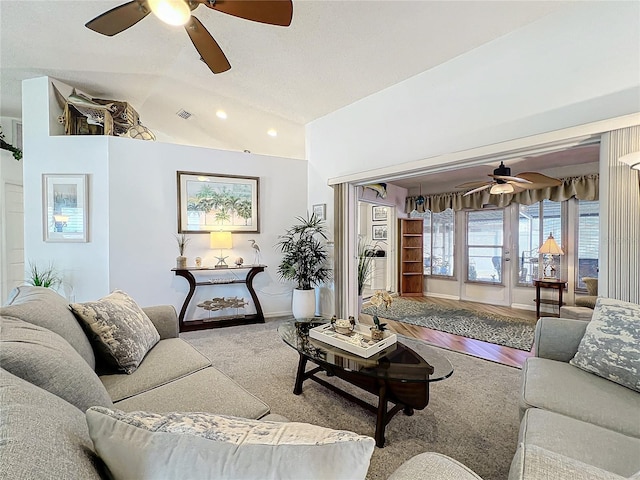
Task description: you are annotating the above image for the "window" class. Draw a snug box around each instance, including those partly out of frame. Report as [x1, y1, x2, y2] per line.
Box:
[576, 200, 599, 290]
[411, 209, 454, 276]
[517, 200, 564, 286]
[466, 210, 503, 283]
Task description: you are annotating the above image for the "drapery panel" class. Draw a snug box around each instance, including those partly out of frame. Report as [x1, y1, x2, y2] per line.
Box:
[405, 174, 599, 213]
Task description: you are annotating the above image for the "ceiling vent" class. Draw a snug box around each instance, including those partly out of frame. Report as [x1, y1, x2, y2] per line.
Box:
[176, 109, 192, 120]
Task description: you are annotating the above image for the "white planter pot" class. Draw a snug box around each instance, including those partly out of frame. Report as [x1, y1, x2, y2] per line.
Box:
[292, 288, 316, 319]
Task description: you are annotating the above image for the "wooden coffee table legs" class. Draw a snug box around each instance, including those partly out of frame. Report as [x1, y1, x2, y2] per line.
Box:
[292, 353, 428, 447]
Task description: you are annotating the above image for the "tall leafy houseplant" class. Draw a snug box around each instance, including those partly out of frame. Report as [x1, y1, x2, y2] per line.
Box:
[357, 237, 376, 296]
[276, 213, 331, 318]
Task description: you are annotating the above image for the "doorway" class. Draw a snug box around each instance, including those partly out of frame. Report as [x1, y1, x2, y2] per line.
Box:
[357, 201, 396, 298]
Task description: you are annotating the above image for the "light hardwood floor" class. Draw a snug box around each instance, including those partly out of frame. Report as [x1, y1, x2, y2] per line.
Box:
[361, 296, 537, 368]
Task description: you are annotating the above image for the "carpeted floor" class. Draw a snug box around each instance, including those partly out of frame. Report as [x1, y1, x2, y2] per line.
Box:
[362, 298, 536, 351]
[182, 317, 522, 480]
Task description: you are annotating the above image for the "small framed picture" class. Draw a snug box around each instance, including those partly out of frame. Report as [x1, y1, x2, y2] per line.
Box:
[372, 206, 387, 222]
[372, 224, 388, 241]
[43, 174, 89, 242]
[312, 203, 326, 221]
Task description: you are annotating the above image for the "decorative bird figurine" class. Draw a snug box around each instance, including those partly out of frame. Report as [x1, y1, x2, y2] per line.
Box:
[249, 239, 261, 265]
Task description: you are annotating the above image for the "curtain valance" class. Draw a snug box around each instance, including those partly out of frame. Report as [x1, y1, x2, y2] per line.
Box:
[405, 174, 599, 214]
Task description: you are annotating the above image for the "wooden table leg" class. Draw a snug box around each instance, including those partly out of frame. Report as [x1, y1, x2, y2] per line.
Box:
[375, 383, 388, 448]
[293, 353, 308, 395]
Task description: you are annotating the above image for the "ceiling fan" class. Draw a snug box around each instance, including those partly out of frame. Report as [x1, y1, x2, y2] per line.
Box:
[85, 0, 293, 74]
[455, 161, 562, 196]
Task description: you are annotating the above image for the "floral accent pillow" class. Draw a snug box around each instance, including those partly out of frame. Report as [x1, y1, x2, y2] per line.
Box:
[70, 290, 159, 374]
[570, 297, 640, 392]
[86, 407, 375, 480]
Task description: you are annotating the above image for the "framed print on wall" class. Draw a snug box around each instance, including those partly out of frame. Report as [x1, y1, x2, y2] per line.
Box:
[177, 171, 260, 233]
[372, 206, 387, 222]
[312, 203, 326, 221]
[43, 174, 89, 242]
[372, 224, 388, 241]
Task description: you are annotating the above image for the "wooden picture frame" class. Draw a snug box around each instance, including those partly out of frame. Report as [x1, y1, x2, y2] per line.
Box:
[312, 203, 326, 221]
[177, 171, 260, 233]
[372, 224, 388, 241]
[372, 206, 387, 222]
[43, 174, 89, 242]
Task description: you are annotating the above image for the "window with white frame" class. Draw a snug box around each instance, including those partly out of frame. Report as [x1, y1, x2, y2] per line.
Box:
[466, 209, 504, 283]
[411, 209, 455, 277]
[576, 200, 599, 290]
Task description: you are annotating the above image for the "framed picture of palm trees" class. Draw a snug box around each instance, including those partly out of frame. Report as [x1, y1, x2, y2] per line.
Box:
[177, 171, 260, 233]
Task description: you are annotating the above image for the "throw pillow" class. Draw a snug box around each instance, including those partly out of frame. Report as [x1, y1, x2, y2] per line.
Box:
[570, 297, 640, 392]
[0, 316, 113, 411]
[86, 407, 375, 480]
[70, 290, 160, 374]
[583, 277, 598, 296]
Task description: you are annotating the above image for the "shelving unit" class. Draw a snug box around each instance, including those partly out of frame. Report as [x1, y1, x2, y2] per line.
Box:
[398, 218, 424, 296]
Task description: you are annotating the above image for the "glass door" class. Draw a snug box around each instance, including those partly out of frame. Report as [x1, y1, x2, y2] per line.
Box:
[461, 208, 512, 305]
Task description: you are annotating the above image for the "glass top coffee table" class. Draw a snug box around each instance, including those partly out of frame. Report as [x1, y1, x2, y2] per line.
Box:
[278, 319, 453, 447]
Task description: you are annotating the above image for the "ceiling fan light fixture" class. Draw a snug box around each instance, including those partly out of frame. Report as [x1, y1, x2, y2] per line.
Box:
[490, 183, 515, 195]
[148, 0, 191, 26]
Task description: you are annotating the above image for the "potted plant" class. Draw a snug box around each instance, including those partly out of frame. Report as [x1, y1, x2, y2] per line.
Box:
[26, 261, 61, 289]
[175, 234, 190, 269]
[276, 213, 332, 319]
[369, 290, 392, 341]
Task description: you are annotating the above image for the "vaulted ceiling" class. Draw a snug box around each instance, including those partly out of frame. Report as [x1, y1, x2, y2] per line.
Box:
[1, 0, 572, 159]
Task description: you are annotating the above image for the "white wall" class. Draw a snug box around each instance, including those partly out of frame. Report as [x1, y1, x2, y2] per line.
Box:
[22, 76, 308, 317]
[307, 2, 640, 207]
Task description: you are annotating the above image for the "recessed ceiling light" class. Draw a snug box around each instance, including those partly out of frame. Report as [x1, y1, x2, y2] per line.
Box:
[216, 110, 227, 119]
[267, 129, 277, 137]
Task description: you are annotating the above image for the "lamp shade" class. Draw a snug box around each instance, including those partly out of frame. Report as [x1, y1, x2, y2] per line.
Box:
[539, 232, 564, 255]
[210, 231, 232, 249]
[619, 151, 640, 170]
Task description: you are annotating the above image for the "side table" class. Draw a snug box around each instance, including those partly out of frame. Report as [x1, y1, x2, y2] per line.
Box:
[172, 265, 266, 332]
[533, 278, 567, 318]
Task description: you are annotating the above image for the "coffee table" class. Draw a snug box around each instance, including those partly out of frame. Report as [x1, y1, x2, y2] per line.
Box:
[278, 320, 453, 447]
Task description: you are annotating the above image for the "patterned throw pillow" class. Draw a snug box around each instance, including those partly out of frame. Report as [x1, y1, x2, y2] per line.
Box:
[70, 290, 160, 374]
[86, 407, 375, 480]
[570, 297, 640, 392]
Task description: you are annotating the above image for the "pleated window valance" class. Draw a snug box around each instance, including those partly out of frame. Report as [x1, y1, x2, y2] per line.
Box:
[405, 174, 599, 214]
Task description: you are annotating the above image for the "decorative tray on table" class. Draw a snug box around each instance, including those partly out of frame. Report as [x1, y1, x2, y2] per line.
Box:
[309, 322, 397, 358]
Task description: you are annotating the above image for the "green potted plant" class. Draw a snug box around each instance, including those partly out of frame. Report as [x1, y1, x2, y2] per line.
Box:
[175, 234, 190, 269]
[26, 261, 61, 289]
[276, 213, 332, 319]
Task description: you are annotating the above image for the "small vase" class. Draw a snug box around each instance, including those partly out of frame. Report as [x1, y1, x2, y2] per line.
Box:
[176, 256, 187, 269]
[370, 327, 384, 341]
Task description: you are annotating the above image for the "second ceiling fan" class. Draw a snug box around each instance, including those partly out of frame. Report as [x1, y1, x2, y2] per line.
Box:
[85, 0, 293, 74]
[456, 162, 562, 196]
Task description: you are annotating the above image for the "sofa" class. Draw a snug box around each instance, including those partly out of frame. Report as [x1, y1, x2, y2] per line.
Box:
[397, 298, 640, 480]
[0, 285, 458, 479]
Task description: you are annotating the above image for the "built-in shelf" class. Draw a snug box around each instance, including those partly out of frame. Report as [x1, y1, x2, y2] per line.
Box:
[398, 218, 424, 297]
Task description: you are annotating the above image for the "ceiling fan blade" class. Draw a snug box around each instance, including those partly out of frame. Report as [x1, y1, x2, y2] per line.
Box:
[509, 184, 527, 194]
[455, 180, 492, 189]
[204, 0, 293, 26]
[85, 0, 150, 36]
[185, 16, 231, 74]
[464, 184, 493, 196]
[516, 172, 563, 188]
[490, 174, 533, 184]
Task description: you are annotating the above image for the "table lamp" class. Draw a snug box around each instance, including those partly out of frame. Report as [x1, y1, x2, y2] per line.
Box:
[210, 231, 233, 268]
[538, 232, 564, 279]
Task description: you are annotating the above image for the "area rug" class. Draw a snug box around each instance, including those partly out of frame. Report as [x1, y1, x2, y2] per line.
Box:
[362, 297, 536, 351]
[182, 318, 521, 480]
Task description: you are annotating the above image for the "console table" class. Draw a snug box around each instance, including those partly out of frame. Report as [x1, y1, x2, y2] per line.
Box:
[172, 265, 266, 332]
[533, 278, 567, 318]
